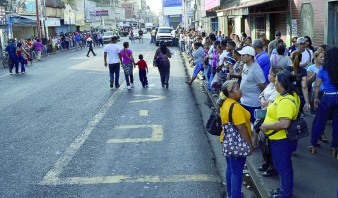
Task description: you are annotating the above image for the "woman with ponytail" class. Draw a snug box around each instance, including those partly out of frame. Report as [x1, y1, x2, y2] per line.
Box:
[309, 46, 338, 158]
[260, 70, 300, 198]
[288, 51, 310, 115]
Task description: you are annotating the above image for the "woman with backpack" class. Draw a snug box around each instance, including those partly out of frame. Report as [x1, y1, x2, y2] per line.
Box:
[153, 41, 171, 88]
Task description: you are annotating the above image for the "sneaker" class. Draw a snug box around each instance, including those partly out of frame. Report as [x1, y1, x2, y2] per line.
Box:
[115, 84, 120, 88]
[86, 55, 89, 57]
[130, 83, 134, 88]
[22, 71, 25, 74]
[110, 81, 114, 88]
[127, 86, 131, 90]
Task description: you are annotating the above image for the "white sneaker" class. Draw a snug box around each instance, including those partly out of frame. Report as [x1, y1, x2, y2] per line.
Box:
[127, 86, 131, 90]
[130, 83, 134, 88]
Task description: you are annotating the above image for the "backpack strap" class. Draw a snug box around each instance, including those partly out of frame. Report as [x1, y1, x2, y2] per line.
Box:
[266, 97, 298, 137]
[228, 103, 236, 124]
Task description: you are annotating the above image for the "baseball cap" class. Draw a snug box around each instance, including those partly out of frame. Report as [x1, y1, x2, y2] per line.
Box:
[296, 37, 306, 44]
[275, 31, 281, 36]
[238, 46, 256, 57]
[252, 39, 263, 48]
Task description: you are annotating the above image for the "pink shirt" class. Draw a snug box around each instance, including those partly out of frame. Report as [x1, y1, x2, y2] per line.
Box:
[120, 48, 133, 64]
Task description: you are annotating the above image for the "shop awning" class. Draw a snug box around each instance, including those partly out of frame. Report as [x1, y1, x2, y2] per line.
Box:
[10, 15, 37, 26]
[217, 0, 273, 16]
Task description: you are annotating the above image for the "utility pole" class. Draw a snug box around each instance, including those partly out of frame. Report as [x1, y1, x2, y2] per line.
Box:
[35, 0, 42, 40]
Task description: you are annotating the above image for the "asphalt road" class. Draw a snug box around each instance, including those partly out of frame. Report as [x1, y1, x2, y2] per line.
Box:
[0, 37, 225, 198]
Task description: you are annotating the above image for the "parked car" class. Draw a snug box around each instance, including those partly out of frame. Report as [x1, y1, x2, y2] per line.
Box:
[141, 28, 147, 34]
[102, 31, 120, 43]
[156, 27, 174, 46]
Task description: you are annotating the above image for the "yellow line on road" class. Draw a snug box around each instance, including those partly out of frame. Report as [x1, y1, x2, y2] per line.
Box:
[106, 124, 163, 143]
[40, 83, 125, 183]
[40, 174, 221, 185]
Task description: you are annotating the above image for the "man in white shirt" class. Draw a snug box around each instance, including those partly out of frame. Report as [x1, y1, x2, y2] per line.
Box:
[171, 29, 176, 47]
[296, 37, 313, 67]
[104, 36, 122, 89]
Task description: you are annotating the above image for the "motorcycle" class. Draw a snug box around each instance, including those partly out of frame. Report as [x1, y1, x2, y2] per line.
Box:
[2, 50, 8, 68]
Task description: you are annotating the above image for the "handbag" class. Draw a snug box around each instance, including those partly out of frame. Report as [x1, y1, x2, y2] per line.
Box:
[267, 98, 309, 141]
[206, 111, 222, 136]
[222, 103, 251, 157]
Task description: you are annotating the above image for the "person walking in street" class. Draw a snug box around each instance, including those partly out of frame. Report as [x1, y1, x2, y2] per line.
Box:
[129, 30, 135, 43]
[104, 36, 122, 89]
[150, 28, 156, 44]
[86, 36, 96, 57]
[309, 47, 338, 158]
[138, 29, 144, 43]
[33, 39, 43, 61]
[218, 80, 253, 198]
[171, 29, 176, 47]
[134, 54, 148, 87]
[154, 41, 171, 88]
[98, 32, 103, 47]
[16, 42, 30, 74]
[75, 33, 82, 51]
[6, 39, 19, 74]
[120, 42, 135, 90]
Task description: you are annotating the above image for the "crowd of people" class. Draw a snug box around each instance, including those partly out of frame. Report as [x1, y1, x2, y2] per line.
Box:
[180, 28, 337, 198]
[4, 31, 107, 74]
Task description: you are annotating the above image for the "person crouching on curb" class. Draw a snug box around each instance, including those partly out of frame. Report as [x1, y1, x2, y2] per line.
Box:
[134, 54, 149, 87]
[218, 80, 253, 198]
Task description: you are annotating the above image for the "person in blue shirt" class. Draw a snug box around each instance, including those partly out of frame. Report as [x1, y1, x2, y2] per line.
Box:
[75, 33, 82, 51]
[309, 46, 338, 158]
[5, 39, 19, 74]
[253, 39, 270, 83]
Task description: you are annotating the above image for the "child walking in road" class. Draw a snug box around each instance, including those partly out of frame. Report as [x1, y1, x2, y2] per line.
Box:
[134, 54, 148, 87]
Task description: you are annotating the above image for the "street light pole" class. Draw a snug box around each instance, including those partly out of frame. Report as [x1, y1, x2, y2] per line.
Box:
[35, 0, 42, 40]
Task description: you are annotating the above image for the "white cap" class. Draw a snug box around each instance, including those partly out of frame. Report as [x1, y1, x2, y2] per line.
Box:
[238, 46, 256, 57]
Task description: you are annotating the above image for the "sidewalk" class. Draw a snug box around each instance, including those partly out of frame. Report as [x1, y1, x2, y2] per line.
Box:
[181, 51, 338, 198]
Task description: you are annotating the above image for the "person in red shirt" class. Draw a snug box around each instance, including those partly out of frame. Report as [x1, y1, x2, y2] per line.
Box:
[134, 54, 148, 87]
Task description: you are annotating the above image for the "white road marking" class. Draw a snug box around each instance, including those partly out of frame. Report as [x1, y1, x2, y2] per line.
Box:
[129, 94, 166, 103]
[40, 83, 125, 184]
[139, 110, 149, 116]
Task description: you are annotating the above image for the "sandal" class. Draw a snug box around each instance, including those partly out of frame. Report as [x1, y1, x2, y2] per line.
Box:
[308, 146, 316, 154]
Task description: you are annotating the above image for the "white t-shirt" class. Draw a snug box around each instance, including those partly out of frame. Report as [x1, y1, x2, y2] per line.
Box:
[300, 49, 313, 66]
[240, 61, 266, 107]
[218, 50, 229, 66]
[104, 44, 122, 64]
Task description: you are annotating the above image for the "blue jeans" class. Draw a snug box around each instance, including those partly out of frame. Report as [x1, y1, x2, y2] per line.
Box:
[311, 93, 338, 148]
[225, 156, 246, 198]
[270, 139, 296, 198]
[9, 56, 19, 73]
[18, 55, 25, 72]
[242, 104, 261, 123]
[108, 63, 120, 86]
[192, 63, 204, 78]
[180, 41, 185, 52]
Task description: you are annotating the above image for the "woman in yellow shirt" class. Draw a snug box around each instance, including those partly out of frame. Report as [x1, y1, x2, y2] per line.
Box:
[219, 80, 253, 198]
[260, 70, 300, 198]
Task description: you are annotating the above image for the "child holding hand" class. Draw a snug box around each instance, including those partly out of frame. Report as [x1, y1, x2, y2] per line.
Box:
[134, 54, 149, 87]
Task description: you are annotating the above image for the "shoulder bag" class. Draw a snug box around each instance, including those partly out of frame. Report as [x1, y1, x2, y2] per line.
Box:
[267, 98, 309, 141]
[222, 103, 251, 157]
[206, 111, 222, 136]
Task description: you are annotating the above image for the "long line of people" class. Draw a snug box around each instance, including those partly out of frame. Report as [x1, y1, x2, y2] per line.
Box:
[180, 28, 337, 198]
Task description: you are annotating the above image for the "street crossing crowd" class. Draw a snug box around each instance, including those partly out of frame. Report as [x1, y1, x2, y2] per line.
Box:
[177, 27, 338, 198]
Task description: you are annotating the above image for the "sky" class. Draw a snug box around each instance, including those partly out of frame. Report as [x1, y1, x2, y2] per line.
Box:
[145, 0, 162, 14]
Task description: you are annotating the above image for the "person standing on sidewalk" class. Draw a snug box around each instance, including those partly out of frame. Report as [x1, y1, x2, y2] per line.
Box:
[6, 39, 19, 74]
[33, 39, 43, 61]
[120, 42, 135, 90]
[218, 80, 253, 198]
[309, 47, 338, 158]
[104, 36, 122, 89]
[86, 36, 96, 57]
[260, 69, 300, 198]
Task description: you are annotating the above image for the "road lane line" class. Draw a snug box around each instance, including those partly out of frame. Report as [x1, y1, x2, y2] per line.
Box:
[40, 174, 221, 185]
[40, 84, 125, 184]
[139, 110, 149, 116]
[129, 94, 166, 103]
[106, 124, 163, 143]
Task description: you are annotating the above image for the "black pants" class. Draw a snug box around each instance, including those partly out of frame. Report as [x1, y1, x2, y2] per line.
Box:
[158, 65, 170, 85]
[87, 47, 96, 56]
[139, 69, 148, 86]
